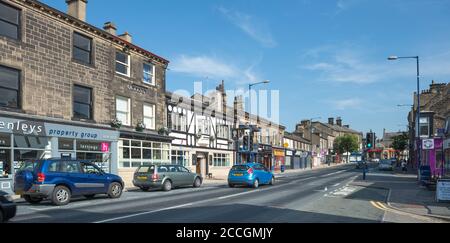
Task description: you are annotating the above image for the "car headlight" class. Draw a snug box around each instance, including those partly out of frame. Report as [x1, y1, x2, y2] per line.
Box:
[4, 194, 14, 203]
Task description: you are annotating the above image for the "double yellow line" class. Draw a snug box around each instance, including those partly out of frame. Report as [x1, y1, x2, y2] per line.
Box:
[370, 201, 388, 210]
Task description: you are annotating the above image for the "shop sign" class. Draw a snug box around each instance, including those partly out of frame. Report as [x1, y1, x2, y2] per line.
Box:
[77, 141, 107, 152]
[286, 150, 293, 156]
[127, 84, 148, 94]
[273, 149, 285, 157]
[0, 118, 45, 136]
[422, 139, 435, 150]
[436, 180, 450, 202]
[101, 142, 110, 152]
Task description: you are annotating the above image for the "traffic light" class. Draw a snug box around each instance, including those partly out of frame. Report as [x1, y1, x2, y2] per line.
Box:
[366, 133, 373, 149]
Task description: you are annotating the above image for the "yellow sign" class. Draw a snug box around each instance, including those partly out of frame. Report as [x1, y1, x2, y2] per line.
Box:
[283, 143, 289, 148]
[273, 149, 285, 157]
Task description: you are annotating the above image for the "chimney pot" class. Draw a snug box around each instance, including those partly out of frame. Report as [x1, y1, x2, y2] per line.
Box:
[328, 118, 334, 125]
[119, 32, 132, 43]
[336, 117, 342, 127]
[103, 22, 117, 35]
[66, 0, 87, 21]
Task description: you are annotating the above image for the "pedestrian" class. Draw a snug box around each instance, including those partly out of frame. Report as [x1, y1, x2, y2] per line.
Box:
[401, 160, 407, 173]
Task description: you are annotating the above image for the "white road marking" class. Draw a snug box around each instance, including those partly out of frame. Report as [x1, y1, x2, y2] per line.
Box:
[333, 183, 340, 187]
[218, 190, 259, 200]
[93, 203, 193, 223]
[321, 170, 347, 177]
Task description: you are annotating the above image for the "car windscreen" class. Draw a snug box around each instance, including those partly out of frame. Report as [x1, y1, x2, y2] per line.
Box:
[231, 165, 249, 171]
[137, 165, 155, 173]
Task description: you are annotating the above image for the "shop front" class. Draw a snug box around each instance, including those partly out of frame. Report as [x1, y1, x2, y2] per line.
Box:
[285, 149, 294, 170]
[256, 144, 272, 169]
[420, 138, 444, 177]
[272, 148, 285, 172]
[0, 116, 119, 194]
[444, 138, 450, 177]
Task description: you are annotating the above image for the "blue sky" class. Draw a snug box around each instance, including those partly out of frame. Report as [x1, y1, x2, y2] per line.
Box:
[43, 0, 450, 137]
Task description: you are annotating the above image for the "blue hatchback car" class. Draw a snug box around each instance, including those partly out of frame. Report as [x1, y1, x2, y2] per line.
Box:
[228, 163, 275, 188]
[14, 158, 124, 206]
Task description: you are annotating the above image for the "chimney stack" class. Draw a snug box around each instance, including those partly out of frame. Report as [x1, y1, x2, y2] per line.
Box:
[103, 22, 117, 36]
[343, 125, 350, 128]
[336, 117, 342, 127]
[66, 0, 87, 21]
[328, 118, 334, 125]
[119, 32, 132, 43]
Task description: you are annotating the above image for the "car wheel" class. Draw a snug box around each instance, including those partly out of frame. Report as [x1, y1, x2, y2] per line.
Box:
[51, 186, 71, 206]
[252, 179, 259, 189]
[162, 180, 172, 191]
[140, 187, 150, 192]
[193, 177, 202, 188]
[108, 182, 123, 199]
[84, 194, 96, 199]
[23, 195, 43, 204]
[228, 183, 234, 188]
[269, 177, 275, 185]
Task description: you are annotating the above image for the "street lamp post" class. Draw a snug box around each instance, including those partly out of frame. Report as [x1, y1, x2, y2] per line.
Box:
[309, 117, 321, 169]
[388, 56, 421, 173]
[247, 80, 270, 163]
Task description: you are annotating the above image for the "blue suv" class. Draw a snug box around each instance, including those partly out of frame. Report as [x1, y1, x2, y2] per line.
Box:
[14, 159, 124, 206]
[228, 163, 275, 188]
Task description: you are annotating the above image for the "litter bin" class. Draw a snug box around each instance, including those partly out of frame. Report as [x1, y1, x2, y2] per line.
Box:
[281, 165, 285, 173]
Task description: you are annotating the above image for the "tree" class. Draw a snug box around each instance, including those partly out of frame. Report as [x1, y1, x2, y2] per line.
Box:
[391, 132, 408, 159]
[334, 134, 359, 163]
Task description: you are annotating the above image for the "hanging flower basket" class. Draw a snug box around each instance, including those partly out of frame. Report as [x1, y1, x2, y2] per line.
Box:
[111, 118, 122, 129]
[158, 127, 170, 135]
[136, 121, 146, 132]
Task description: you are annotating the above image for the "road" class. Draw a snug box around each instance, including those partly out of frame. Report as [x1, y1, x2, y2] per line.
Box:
[10, 163, 420, 223]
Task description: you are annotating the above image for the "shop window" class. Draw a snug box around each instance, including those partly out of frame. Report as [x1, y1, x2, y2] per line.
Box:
[0, 134, 11, 177]
[59, 139, 74, 150]
[143, 104, 155, 130]
[143, 63, 155, 85]
[116, 96, 130, 126]
[0, 65, 20, 109]
[115, 51, 130, 76]
[0, 2, 20, 40]
[73, 85, 93, 120]
[73, 32, 92, 64]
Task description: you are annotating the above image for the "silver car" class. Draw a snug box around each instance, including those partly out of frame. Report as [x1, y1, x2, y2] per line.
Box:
[378, 159, 394, 171]
[133, 164, 202, 191]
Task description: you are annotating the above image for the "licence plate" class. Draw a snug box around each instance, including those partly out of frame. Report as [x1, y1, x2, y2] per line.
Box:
[234, 173, 243, 176]
[137, 176, 148, 180]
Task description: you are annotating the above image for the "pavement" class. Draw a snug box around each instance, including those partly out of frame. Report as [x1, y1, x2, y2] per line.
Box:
[350, 164, 450, 223]
[10, 163, 389, 223]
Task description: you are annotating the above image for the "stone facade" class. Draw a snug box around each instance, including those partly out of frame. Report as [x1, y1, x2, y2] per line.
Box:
[0, 0, 168, 131]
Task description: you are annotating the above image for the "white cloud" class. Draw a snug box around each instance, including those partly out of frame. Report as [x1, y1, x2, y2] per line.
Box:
[171, 55, 237, 79]
[217, 6, 277, 48]
[171, 54, 264, 86]
[332, 98, 363, 110]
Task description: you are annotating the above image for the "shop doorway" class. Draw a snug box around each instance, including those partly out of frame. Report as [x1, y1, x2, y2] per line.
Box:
[195, 152, 208, 176]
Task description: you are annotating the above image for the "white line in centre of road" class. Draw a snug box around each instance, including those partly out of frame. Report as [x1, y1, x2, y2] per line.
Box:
[321, 170, 347, 177]
[218, 190, 258, 200]
[94, 203, 193, 223]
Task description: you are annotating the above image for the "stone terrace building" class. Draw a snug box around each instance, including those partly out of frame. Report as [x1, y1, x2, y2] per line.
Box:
[0, 0, 170, 189]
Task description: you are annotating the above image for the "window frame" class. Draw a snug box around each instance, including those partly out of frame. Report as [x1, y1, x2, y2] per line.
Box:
[115, 51, 130, 77]
[143, 103, 156, 130]
[142, 62, 155, 85]
[0, 64, 21, 109]
[72, 32, 93, 65]
[0, 1, 21, 41]
[116, 96, 131, 126]
[72, 84, 93, 120]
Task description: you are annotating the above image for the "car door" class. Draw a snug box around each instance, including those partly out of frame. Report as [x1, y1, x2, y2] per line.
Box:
[80, 162, 108, 194]
[178, 166, 194, 186]
[262, 165, 273, 183]
[63, 161, 89, 196]
[166, 165, 181, 186]
[253, 164, 267, 183]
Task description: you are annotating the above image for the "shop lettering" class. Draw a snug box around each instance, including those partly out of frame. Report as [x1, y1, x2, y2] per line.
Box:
[0, 120, 44, 135]
[48, 129, 98, 139]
